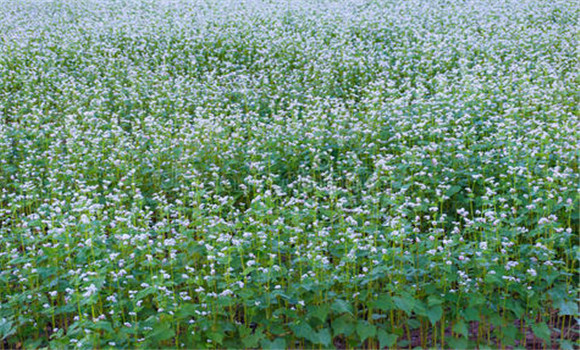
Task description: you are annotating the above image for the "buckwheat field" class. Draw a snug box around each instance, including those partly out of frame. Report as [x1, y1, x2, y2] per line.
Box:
[0, 0, 578, 348]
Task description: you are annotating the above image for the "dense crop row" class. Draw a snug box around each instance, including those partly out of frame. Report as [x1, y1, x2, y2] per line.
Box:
[0, 0, 578, 348]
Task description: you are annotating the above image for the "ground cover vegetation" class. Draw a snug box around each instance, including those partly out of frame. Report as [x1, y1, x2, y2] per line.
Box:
[0, 0, 578, 348]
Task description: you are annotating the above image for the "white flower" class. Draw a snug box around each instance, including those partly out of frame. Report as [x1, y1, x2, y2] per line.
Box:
[80, 214, 90, 224]
[82, 284, 97, 298]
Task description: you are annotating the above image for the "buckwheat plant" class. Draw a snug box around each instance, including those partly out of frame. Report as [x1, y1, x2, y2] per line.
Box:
[0, 0, 578, 349]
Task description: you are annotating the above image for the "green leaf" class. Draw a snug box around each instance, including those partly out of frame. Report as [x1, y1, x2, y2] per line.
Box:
[393, 294, 416, 316]
[291, 322, 314, 341]
[207, 330, 225, 345]
[560, 339, 575, 350]
[0, 318, 15, 340]
[397, 339, 410, 348]
[135, 287, 157, 301]
[148, 322, 175, 342]
[531, 322, 551, 345]
[261, 337, 286, 350]
[505, 300, 525, 318]
[242, 328, 264, 348]
[356, 321, 376, 342]
[291, 322, 332, 345]
[452, 319, 468, 338]
[463, 307, 480, 322]
[413, 300, 427, 316]
[175, 304, 198, 320]
[332, 315, 354, 336]
[92, 320, 113, 333]
[309, 304, 330, 322]
[503, 324, 518, 344]
[427, 295, 444, 307]
[239, 325, 253, 337]
[331, 299, 353, 315]
[408, 318, 421, 330]
[446, 336, 468, 349]
[446, 185, 462, 197]
[371, 294, 394, 311]
[23, 338, 44, 349]
[489, 313, 503, 327]
[426, 305, 443, 325]
[557, 300, 578, 316]
[371, 313, 387, 320]
[377, 329, 398, 348]
[314, 328, 332, 346]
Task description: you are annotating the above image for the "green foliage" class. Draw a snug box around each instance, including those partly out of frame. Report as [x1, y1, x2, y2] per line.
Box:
[261, 337, 286, 350]
[531, 322, 552, 346]
[0, 0, 577, 348]
[355, 321, 377, 342]
[377, 329, 398, 348]
[0, 318, 15, 340]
